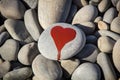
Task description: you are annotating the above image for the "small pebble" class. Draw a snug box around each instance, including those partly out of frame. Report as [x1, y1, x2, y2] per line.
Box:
[94, 16, 103, 23]
[117, 0, 120, 11]
[86, 35, 97, 44]
[98, 21, 109, 30]
[111, 0, 119, 6]
[0, 25, 6, 34]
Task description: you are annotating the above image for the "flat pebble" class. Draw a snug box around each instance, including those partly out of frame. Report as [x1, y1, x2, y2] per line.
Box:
[94, 16, 103, 23]
[24, 9, 43, 41]
[72, 5, 98, 24]
[98, 21, 109, 30]
[61, 58, 80, 78]
[32, 54, 62, 80]
[76, 44, 99, 62]
[18, 42, 39, 65]
[0, 61, 10, 78]
[3, 67, 32, 80]
[0, 0, 26, 19]
[38, 0, 72, 29]
[0, 25, 5, 34]
[103, 7, 117, 24]
[86, 35, 97, 44]
[0, 39, 19, 61]
[32, 76, 39, 80]
[97, 53, 117, 80]
[113, 39, 120, 72]
[117, 1, 120, 11]
[38, 23, 86, 60]
[98, 36, 115, 53]
[71, 62, 101, 80]
[5, 19, 34, 44]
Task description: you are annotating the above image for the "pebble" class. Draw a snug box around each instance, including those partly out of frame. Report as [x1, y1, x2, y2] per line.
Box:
[111, 0, 119, 6]
[117, 0, 120, 11]
[24, 9, 43, 41]
[38, 23, 86, 60]
[86, 35, 97, 44]
[0, 61, 10, 78]
[0, 39, 19, 61]
[4, 19, 34, 44]
[103, 7, 117, 24]
[111, 17, 120, 34]
[61, 58, 80, 78]
[32, 54, 62, 80]
[0, 25, 6, 34]
[72, 5, 98, 24]
[32, 76, 39, 80]
[22, 0, 38, 9]
[3, 67, 32, 80]
[113, 39, 120, 72]
[18, 42, 39, 65]
[71, 62, 101, 80]
[98, 36, 115, 53]
[97, 52, 117, 80]
[0, 58, 3, 64]
[73, 0, 88, 7]
[94, 16, 103, 23]
[98, 21, 109, 30]
[0, 31, 10, 46]
[38, 0, 72, 29]
[0, 0, 26, 19]
[76, 44, 99, 62]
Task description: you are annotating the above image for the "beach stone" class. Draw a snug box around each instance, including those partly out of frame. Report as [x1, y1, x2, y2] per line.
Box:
[61, 58, 80, 78]
[73, 0, 88, 7]
[71, 62, 101, 80]
[10, 61, 24, 70]
[22, 0, 38, 9]
[72, 5, 98, 24]
[4, 19, 34, 44]
[111, 0, 119, 6]
[97, 53, 117, 80]
[111, 17, 120, 34]
[76, 44, 99, 62]
[32, 54, 62, 80]
[119, 12, 120, 16]
[98, 21, 109, 30]
[24, 9, 43, 41]
[0, 61, 10, 78]
[103, 7, 117, 24]
[38, 23, 86, 60]
[113, 39, 120, 72]
[3, 67, 32, 80]
[117, 1, 120, 11]
[0, 25, 6, 34]
[86, 35, 97, 44]
[94, 16, 103, 23]
[0, 58, 3, 64]
[98, 36, 115, 53]
[0, 31, 10, 46]
[18, 42, 39, 65]
[32, 76, 40, 80]
[98, 0, 111, 13]
[0, 0, 26, 19]
[0, 39, 19, 61]
[38, 0, 72, 29]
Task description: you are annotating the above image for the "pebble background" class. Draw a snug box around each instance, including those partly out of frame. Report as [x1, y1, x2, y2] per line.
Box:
[0, 0, 120, 80]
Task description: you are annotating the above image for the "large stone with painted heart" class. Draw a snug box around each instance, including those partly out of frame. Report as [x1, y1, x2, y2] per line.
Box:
[38, 23, 86, 60]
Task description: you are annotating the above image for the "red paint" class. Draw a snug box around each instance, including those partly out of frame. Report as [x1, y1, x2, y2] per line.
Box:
[51, 26, 76, 60]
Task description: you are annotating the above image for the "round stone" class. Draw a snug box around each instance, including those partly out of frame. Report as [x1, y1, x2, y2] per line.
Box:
[38, 23, 86, 60]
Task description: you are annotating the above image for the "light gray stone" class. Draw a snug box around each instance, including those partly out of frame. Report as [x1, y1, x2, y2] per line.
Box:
[111, 0, 119, 6]
[73, 0, 88, 7]
[117, 1, 120, 11]
[94, 16, 102, 23]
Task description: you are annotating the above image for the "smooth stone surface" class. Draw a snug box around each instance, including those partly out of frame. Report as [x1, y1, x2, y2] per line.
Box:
[0, 58, 3, 64]
[0, 0, 26, 19]
[117, 1, 120, 11]
[72, 0, 88, 7]
[98, 21, 109, 30]
[76, 44, 99, 62]
[61, 58, 80, 78]
[0, 39, 19, 61]
[103, 7, 117, 24]
[71, 62, 101, 80]
[38, 23, 86, 60]
[0, 31, 10, 46]
[5, 19, 34, 43]
[38, 0, 72, 29]
[98, 0, 111, 13]
[111, 17, 120, 34]
[94, 16, 102, 23]
[111, 0, 119, 6]
[113, 39, 120, 72]
[3, 67, 32, 80]
[22, 0, 38, 9]
[97, 53, 117, 80]
[32, 54, 62, 80]
[98, 36, 115, 53]
[0, 25, 6, 34]
[0, 61, 10, 78]
[18, 42, 39, 65]
[32, 76, 40, 80]
[24, 9, 43, 41]
[72, 5, 98, 23]
[86, 35, 97, 44]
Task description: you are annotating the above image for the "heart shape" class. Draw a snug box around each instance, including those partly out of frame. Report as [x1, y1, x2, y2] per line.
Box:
[51, 26, 76, 60]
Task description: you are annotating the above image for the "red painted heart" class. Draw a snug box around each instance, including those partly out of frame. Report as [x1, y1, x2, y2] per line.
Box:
[51, 26, 76, 60]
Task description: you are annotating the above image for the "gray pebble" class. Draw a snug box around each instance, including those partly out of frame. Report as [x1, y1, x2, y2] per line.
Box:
[111, 0, 119, 6]
[117, 0, 120, 11]
[0, 25, 6, 34]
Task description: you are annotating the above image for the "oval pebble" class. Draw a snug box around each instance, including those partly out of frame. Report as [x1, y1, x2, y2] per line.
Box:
[0, 39, 19, 61]
[97, 53, 117, 80]
[73, 0, 88, 7]
[71, 62, 101, 80]
[0, 0, 26, 19]
[0, 25, 6, 34]
[117, 0, 120, 11]
[32, 54, 62, 80]
[98, 21, 109, 30]
[94, 16, 103, 23]
[18, 42, 39, 65]
[38, 23, 86, 60]
[72, 5, 98, 24]
[3, 67, 32, 80]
